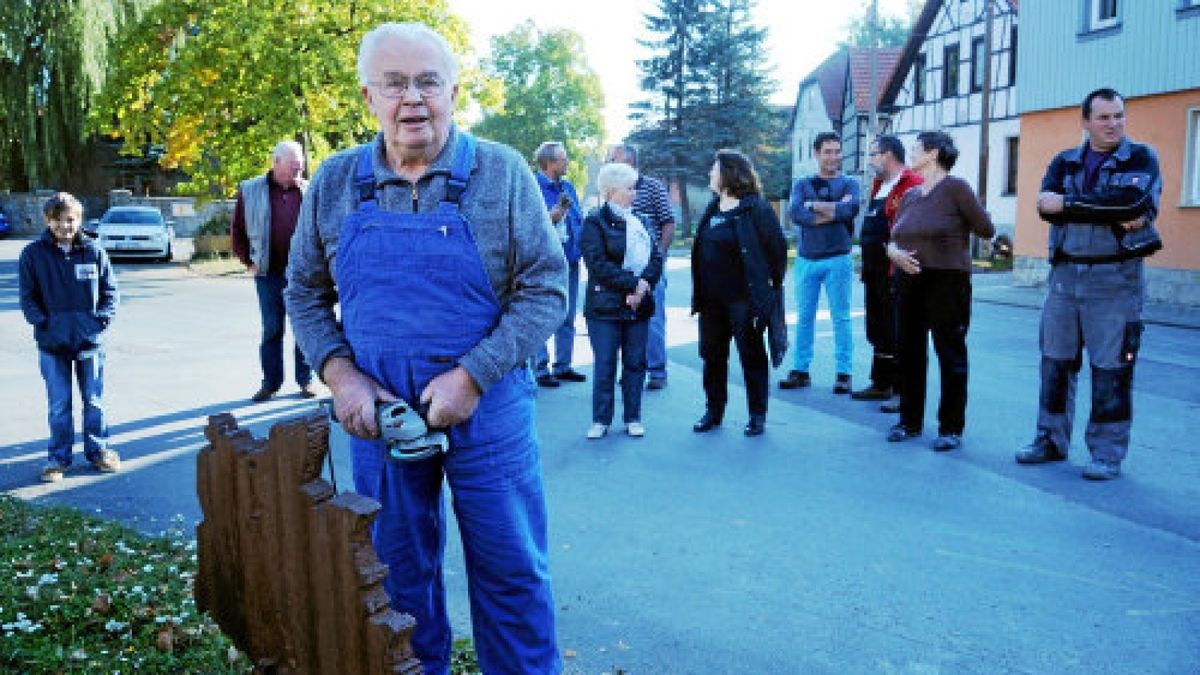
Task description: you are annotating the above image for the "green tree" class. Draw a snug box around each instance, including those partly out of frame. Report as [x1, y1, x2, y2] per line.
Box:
[0, 0, 153, 191]
[629, 0, 781, 226]
[90, 0, 480, 197]
[841, 0, 920, 48]
[472, 21, 604, 189]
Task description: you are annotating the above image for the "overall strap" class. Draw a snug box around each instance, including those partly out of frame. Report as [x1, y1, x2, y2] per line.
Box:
[354, 144, 377, 210]
[442, 132, 477, 206]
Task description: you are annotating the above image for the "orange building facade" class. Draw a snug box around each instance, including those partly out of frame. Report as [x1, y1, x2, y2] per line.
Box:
[1014, 89, 1200, 304]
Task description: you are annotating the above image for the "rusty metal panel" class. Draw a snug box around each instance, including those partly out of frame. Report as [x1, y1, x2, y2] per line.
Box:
[196, 412, 420, 674]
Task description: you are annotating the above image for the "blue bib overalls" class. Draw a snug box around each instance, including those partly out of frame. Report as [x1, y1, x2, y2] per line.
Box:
[336, 135, 559, 674]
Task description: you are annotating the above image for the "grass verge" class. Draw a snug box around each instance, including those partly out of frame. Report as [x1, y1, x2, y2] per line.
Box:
[0, 496, 482, 673]
[0, 495, 247, 672]
[187, 253, 247, 278]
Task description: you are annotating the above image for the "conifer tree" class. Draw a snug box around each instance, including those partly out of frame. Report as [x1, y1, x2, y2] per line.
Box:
[628, 0, 783, 227]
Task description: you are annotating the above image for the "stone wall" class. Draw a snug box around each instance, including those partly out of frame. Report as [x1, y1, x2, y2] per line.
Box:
[1014, 255, 1200, 306]
[0, 191, 233, 237]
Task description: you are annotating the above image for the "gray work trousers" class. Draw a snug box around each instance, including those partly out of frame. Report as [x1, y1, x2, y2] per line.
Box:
[1036, 261, 1145, 464]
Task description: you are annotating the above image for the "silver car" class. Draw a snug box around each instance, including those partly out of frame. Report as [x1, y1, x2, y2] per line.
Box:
[97, 206, 175, 262]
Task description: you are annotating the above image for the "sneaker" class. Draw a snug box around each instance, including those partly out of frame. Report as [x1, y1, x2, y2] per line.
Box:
[251, 387, 278, 402]
[833, 374, 852, 395]
[779, 370, 810, 390]
[851, 384, 892, 401]
[645, 377, 667, 390]
[91, 449, 121, 473]
[536, 374, 560, 388]
[887, 423, 920, 442]
[298, 383, 317, 399]
[626, 422, 645, 437]
[1015, 433, 1066, 464]
[554, 369, 587, 383]
[932, 434, 961, 452]
[40, 462, 67, 483]
[1082, 459, 1121, 481]
[586, 423, 608, 440]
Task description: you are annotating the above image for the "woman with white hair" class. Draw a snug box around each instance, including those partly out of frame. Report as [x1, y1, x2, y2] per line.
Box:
[579, 162, 664, 439]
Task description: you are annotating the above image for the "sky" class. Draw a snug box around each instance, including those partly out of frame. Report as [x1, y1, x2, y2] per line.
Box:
[446, 0, 914, 143]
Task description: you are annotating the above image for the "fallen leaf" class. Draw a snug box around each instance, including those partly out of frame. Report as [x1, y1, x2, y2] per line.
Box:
[156, 626, 174, 653]
[564, 649, 577, 658]
[98, 553, 114, 571]
[70, 648, 88, 661]
[92, 593, 112, 614]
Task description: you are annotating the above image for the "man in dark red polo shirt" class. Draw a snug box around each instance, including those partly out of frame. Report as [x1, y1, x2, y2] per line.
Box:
[231, 141, 313, 401]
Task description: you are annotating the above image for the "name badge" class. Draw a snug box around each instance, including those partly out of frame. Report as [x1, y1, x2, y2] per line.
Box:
[75, 263, 98, 281]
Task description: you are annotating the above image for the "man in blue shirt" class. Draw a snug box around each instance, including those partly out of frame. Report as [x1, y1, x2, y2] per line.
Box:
[780, 132, 860, 394]
[533, 141, 587, 387]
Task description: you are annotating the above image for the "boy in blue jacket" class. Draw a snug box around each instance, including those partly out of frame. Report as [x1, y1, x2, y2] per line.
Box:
[18, 192, 121, 482]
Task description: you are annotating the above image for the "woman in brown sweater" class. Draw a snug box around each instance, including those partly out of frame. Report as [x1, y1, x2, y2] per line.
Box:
[885, 131, 995, 450]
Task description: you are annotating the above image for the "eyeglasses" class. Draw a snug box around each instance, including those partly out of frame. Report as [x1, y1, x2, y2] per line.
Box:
[368, 72, 446, 99]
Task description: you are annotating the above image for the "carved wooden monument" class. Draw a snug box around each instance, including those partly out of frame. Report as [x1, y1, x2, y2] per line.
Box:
[196, 411, 420, 674]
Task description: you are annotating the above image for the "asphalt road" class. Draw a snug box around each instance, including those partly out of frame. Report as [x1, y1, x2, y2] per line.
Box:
[1, 238, 1197, 673]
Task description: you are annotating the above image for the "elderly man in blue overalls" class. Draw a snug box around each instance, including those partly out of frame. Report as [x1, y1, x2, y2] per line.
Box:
[1015, 87, 1162, 481]
[285, 22, 567, 673]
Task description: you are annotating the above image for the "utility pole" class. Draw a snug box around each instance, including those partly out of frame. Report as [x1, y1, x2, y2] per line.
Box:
[864, 0, 879, 189]
[976, 0, 995, 257]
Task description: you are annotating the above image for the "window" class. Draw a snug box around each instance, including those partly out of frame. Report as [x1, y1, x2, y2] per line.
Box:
[913, 53, 926, 103]
[1185, 108, 1200, 206]
[1009, 27, 1018, 85]
[1004, 136, 1020, 196]
[970, 36, 987, 93]
[1089, 0, 1120, 31]
[943, 45, 960, 98]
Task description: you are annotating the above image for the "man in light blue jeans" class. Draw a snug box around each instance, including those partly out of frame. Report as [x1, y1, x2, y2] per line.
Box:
[780, 132, 859, 393]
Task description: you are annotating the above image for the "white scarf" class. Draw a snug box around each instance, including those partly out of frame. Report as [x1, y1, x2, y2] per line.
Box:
[611, 203, 652, 276]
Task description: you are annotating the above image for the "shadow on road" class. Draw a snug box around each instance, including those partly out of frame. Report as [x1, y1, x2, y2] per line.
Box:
[0, 397, 322, 502]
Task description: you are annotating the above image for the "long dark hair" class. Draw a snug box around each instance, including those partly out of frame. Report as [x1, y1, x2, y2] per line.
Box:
[714, 149, 762, 198]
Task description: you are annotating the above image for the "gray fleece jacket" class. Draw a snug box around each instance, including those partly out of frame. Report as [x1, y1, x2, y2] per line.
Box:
[285, 126, 567, 393]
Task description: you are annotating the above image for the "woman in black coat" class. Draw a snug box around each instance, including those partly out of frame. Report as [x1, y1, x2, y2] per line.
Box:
[579, 162, 664, 439]
[691, 149, 788, 436]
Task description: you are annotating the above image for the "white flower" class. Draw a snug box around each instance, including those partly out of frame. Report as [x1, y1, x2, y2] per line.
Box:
[104, 619, 128, 632]
[37, 573, 58, 586]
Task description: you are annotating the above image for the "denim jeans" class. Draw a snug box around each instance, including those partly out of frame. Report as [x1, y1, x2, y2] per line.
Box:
[256, 273, 311, 390]
[645, 274, 668, 382]
[536, 259, 579, 376]
[792, 253, 854, 375]
[586, 317, 649, 425]
[39, 349, 107, 467]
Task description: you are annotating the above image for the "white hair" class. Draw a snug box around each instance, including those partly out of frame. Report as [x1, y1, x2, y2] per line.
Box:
[596, 162, 638, 197]
[357, 22, 459, 86]
[272, 140, 304, 161]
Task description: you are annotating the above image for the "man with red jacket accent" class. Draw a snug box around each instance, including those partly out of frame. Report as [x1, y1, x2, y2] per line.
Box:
[853, 134, 922, 404]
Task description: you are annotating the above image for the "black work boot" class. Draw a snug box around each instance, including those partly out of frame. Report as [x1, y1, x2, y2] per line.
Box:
[1015, 433, 1067, 464]
[778, 370, 810, 390]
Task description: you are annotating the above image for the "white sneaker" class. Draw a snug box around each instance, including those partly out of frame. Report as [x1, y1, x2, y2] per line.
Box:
[586, 423, 608, 440]
[626, 422, 645, 437]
